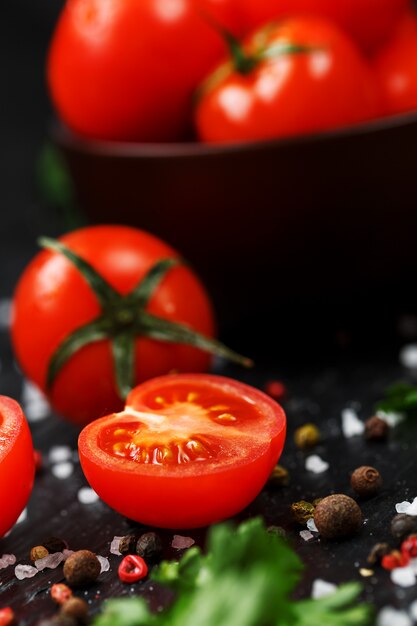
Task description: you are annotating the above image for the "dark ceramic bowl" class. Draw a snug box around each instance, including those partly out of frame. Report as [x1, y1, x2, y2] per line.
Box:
[54, 115, 417, 327]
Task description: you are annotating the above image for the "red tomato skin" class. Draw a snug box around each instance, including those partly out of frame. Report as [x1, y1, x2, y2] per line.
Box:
[47, 0, 243, 142]
[11, 226, 215, 425]
[238, 0, 411, 53]
[195, 17, 381, 144]
[0, 397, 35, 538]
[78, 374, 286, 528]
[372, 11, 417, 116]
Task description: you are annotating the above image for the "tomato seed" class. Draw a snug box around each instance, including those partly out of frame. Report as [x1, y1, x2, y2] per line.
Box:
[118, 555, 148, 583]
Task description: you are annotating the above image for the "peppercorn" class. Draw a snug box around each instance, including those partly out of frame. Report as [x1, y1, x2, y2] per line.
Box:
[264, 380, 286, 401]
[60, 598, 89, 624]
[0, 607, 15, 626]
[291, 500, 315, 524]
[51, 583, 73, 605]
[63, 550, 101, 587]
[401, 534, 417, 558]
[367, 542, 390, 565]
[381, 550, 410, 571]
[30, 545, 49, 563]
[136, 532, 163, 561]
[118, 555, 148, 583]
[350, 466, 382, 498]
[314, 494, 362, 539]
[365, 415, 389, 441]
[294, 423, 320, 449]
[42, 537, 68, 553]
[391, 514, 417, 541]
[119, 534, 140, 556]
[268, 465, 290, 487]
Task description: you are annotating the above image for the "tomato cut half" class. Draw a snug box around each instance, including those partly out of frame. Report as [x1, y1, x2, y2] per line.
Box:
[79, 374, 286, 528]
[0, 396, 35, 538]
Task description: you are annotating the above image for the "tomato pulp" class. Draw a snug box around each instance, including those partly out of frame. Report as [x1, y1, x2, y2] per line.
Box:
[0, 397, 34, 538]
[79, 374, 286, 528]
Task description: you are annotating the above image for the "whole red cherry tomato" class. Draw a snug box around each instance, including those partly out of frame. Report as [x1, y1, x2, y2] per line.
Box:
[195, 17, 380, 144]
[47, 0, 243, 142]
[79, 374, 286, 528]
[12, 226, 247, 425]
[0, 397, 34, 538]
[372, 11, 417, 116]
[238, 0, 411, 53]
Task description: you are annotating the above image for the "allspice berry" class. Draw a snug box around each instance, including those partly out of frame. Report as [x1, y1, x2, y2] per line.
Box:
[314, 494, 362, 539]
[365, 416, 389, 441]
[60, 597, 89, 624]
[350, 466, 382, 498]
[63, 550, 101, 587]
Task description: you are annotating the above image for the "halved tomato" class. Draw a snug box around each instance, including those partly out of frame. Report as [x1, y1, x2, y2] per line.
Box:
[0, 397, 35, 538]
[79, 374, 286, 528]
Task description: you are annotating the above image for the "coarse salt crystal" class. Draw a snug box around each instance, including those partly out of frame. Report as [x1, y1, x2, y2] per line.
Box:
[305, 455, 329, 474]
[171, 535, 195, 550]
[399, 344, 417, 369]
[377, 607, 412, 626]
[395, 497, 417, 516]
[299, 530, 314, 542]
[49, 446, 73, 464]
[307, 518, 318, 533]
[390, 565, 416, 588]
[15, 564, 39, 580]
[62, 550, 74, 560]
[97, 555, 110, 573]
[341, 408, 365, 438]
[409, 599, 417, 620]
[311, 579, 337, 599]
[376, 410, 405, 427]
[35, 552, 65, 571]
[110, 536, 123, 555]
[51, 462, 74, 479]
[21, 381, 50, 422]
[78, 487, 99, 504]
[0, 554, 16, 569]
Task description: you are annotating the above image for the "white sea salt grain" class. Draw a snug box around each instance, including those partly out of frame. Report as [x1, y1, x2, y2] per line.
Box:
[97, 555, 110, 573]
[49, 446, 73, 464]
[305, 455, 329, 474]
[299, 530, 314, 542]
[0, 554, 16, 569]
[399, 344, 417, 369]
[307, 518, 318, 533]
[341, 408, 365, 438]
[377, 607, 412, 626]
[15, 564, 39, 580]
[78, 487, 99, 504]
[62, 550, 74, 560]
[171, 535, 195, 550]
[376, 410, 405, 427]
[35, 552, 65, 571]
[22, 381, 50, 422]
[409, 599, 417, 620]
[311, 579, 337, 599]
[390, 566, 416, 588]
[51, 462, 74, 479]
[110, 537, 123, 555]
[395, 497, 417, 516]
[0, 299, 11, 329]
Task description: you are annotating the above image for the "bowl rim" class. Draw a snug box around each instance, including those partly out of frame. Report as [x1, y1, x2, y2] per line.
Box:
[52, 110, 417, 159]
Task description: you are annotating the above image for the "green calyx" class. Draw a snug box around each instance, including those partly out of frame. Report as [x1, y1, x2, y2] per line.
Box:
[39, 237, 252, 400]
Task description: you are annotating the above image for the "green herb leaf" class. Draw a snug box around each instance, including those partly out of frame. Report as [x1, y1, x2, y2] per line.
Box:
[294, 583, 373, 626]
[376, 381, 417, 414]
[93, 598, 153, 626]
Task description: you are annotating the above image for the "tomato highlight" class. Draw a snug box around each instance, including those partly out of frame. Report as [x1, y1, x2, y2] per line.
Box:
[79, 374, 286, 528]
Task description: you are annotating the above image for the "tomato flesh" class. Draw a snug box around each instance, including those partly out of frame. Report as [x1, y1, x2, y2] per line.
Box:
[79, 374, 286, 528]
[0, 397, 35, 538]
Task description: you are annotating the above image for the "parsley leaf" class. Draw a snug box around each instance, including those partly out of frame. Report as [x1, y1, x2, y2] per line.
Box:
[376, 382, 417, 414]
[94, 518, 372, 626]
